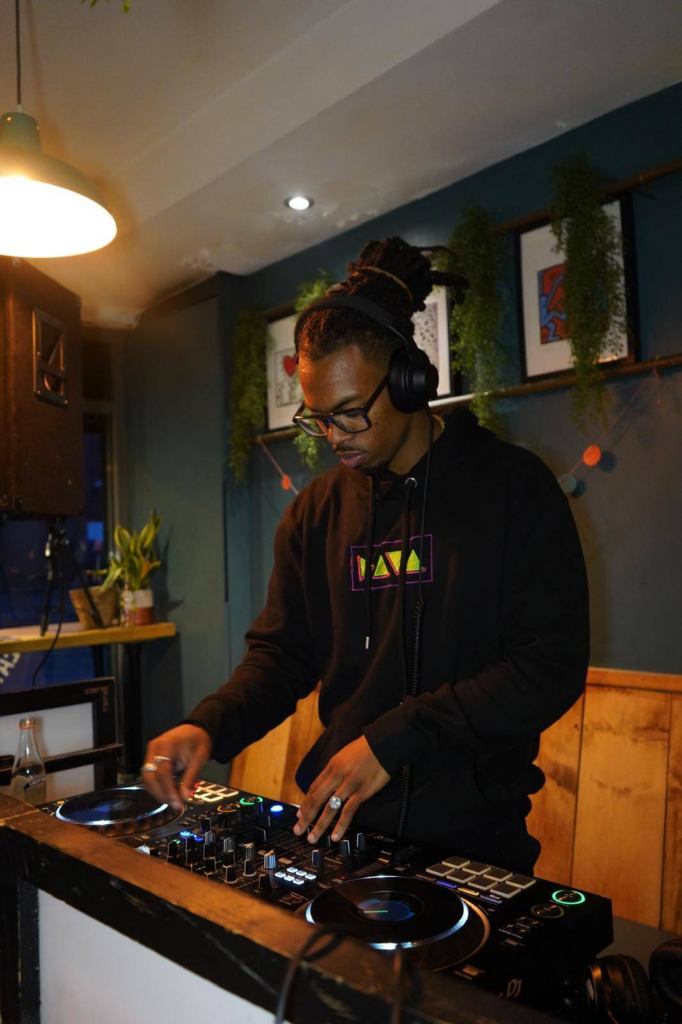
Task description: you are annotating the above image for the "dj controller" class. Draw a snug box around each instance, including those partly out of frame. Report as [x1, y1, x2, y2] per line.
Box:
[40, 780, 614, 1015]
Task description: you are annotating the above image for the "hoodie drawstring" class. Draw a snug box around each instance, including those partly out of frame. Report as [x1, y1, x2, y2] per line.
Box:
[397, 476, 417, 689]
[363, 473, 377, 650]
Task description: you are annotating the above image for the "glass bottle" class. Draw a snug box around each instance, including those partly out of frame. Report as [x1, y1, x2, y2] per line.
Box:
[11, 717, 47, 805]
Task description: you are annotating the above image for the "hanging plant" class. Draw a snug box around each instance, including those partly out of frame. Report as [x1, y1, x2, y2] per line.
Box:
[228, 308, 269, 482]
[549, 154, 627, 431]
[436, 206, 506, 433]
[291, 269, 335, 474]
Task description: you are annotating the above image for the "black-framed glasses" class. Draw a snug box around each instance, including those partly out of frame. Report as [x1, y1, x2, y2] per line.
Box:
[292, 375, 389, 437]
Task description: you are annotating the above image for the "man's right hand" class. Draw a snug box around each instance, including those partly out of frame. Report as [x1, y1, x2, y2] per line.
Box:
[140, 724, 213, 810]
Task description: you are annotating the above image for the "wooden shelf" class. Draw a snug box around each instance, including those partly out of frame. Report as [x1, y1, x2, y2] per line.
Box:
[0, 621, 177, 654]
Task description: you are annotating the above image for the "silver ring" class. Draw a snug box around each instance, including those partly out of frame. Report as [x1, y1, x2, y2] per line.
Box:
[153, 755, 172, 765]
[328, 794, 343, 811]
[141, 761, 158, 773]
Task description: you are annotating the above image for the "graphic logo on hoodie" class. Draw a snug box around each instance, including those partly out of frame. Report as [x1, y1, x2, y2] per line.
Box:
[350, 534, 433, 591]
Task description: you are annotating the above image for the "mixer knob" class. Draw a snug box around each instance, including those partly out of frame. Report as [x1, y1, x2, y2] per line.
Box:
[222, 836, 236, 855]
[256, 826, 269, 844]
[258, 873, 271, 892]
[200, 817, 212, 832]
[204, 829, 217, 845]
[224, 864, 238, 884]
[319, 832, 332, 848]
[263, 850, 277, 872]
[204, 842, 216, 860]
[243, 842, 256, 860]
[340, 839, 352, 862]
[167, 841, 180, 861]
[223, 850, 235, 867]
[311, 848, 325, 870]
[356, 832, 366, 852]
[257, 813, 272, 829]
[204, 855, 217, 874]
[243, 857, 257, 878]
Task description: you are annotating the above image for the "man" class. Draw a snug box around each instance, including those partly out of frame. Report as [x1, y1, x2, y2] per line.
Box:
[142, 237, 589, 874]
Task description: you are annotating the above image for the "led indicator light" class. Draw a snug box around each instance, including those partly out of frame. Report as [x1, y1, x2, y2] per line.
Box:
[551, 889, 585, 906]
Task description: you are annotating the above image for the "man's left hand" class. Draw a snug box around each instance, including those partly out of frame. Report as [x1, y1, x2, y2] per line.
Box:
[293, 735, 391, 844]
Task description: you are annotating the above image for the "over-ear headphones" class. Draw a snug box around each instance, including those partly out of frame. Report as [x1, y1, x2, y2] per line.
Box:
[294, 293, 438, 413]
[580, 940, 682, 1023]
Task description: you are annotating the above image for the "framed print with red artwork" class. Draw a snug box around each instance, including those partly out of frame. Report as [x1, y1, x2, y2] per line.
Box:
[265, 305, 301, 431]
[516, 196, 638, 382]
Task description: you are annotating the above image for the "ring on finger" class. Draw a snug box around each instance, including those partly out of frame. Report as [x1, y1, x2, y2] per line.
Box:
[328, 794, 343, 811]
[141, 762, 158, 774]
[152, 755, 172, 766]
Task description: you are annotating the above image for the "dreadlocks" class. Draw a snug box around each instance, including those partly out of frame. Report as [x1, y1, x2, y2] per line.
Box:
[296, 235, 467, 364]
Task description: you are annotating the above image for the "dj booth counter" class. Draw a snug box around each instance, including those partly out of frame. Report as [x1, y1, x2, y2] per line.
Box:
[0, 792, 553, 1024]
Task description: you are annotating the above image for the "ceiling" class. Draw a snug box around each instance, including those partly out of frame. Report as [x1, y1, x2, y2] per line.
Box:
[0, 0, 680, 326]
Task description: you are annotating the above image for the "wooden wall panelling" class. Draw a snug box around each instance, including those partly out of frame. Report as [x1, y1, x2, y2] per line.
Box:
[661, 693, 682, 934]
[528, 694, 585, 883]
[572, 686, 671, 927]
[229, 686, 323, 804]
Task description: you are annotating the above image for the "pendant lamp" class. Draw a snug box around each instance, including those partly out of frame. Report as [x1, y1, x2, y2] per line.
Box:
[0, 0, 117, 257]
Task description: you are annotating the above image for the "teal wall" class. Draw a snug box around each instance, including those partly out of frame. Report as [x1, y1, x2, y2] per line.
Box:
[122, 296, 228, 757]
[229, 82, 682, 675]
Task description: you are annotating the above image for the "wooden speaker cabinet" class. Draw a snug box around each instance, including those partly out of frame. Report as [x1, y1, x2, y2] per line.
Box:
[0, 256, 84, 518]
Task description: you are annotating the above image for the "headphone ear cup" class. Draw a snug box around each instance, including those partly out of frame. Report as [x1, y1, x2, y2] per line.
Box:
[387, 347, 438, 413]
[650, 940, 682, 1015]
[584, 955, 654, 1023]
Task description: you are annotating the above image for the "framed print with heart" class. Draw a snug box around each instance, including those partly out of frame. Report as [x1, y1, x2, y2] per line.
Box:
[265, 306, 301, 431]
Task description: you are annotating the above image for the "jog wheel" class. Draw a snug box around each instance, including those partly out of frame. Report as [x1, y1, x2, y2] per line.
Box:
[55, 785, 183, 837]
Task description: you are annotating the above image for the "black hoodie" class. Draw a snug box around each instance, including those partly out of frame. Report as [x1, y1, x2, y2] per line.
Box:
[187, 409, 589, 847]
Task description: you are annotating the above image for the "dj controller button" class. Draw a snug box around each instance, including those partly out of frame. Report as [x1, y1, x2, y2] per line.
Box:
[275, 871, 287, 879]
[490, 882, 523, 899]
[531, 903, 564, 919]
[506, 873, 535, 889]
[501, 937, 525, 949]
[279, 857, 293, 865]
[304, 873, 317, 881]
[292, 878, 305, 886]
[446, 868, 476, 883]
[443, 855, 470, 869]
[484, 867, 512, 882]
[469, 876, 497, 890]
[426, 862, 452, 877]
[461, 861, 490, 875]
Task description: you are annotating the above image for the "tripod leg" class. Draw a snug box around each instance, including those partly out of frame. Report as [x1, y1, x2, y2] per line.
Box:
[63, 534, 104, 630]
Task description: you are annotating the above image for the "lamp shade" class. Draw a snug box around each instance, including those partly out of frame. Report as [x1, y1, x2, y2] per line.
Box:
[0, 111, 116, 257]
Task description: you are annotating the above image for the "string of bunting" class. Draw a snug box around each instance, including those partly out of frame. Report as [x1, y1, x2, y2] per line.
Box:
[258, 440, 299, 495]
[557, 359, 662, 496]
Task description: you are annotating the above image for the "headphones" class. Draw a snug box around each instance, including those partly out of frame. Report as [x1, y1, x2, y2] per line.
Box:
[293, 293, 438, 413]
[580, 941, 682, 1022]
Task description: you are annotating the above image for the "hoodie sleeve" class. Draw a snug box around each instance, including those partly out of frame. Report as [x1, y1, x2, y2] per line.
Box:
[184, 499, 319, 763]
[363, 456, 590, 776]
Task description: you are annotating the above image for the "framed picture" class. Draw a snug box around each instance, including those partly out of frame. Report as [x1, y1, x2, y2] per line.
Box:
[264, 286, 453, 430]
[516, 196, 638, 382]
[265, 304, 300, 431]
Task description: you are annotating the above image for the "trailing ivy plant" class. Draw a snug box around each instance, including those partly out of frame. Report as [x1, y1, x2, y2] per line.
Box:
[436, 206, 507, 434]
[549, 154, 627, 431]
[291, 269, 335, 474]
[228, 308, 269, 482]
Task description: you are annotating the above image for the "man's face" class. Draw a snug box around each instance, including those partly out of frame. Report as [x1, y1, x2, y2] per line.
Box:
[297, 344, 411, 473]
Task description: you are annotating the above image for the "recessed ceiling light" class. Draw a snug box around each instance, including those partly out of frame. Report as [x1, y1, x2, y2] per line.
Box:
[285, 195, 314, 211]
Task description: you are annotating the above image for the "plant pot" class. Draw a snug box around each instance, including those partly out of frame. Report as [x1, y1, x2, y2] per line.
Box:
[69, 585, 118, 630]
[127, 588, 155, 626]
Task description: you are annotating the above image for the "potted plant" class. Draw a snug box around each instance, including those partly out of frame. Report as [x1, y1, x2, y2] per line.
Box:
[90, 509, 162, 626]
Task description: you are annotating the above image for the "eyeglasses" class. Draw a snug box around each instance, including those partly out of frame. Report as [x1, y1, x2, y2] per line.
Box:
[292, 375, 389, 437]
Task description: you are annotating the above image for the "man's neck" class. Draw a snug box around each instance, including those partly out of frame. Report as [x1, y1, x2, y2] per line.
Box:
[388, 411, 442, 474]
